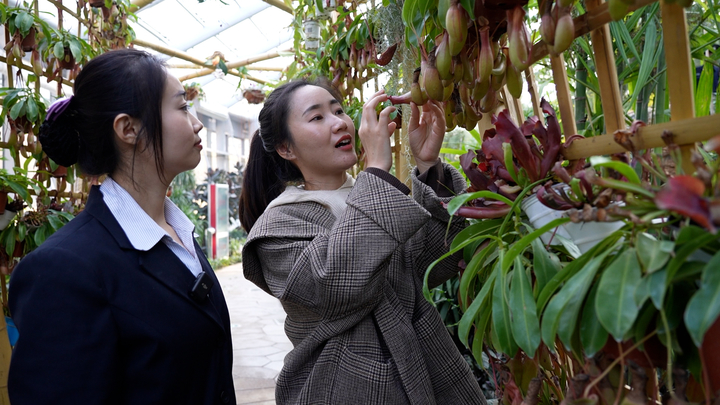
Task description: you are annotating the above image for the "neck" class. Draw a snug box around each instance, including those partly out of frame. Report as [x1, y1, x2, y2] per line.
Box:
[110, 168, 172, 225]
[302, 171, 347, 191]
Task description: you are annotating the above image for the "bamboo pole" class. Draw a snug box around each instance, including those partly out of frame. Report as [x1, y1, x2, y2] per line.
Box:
[501, 87, 524, 126]
[660, 1, 696, 175]
[529, 0, 657, 66]
[131, 39, 271, 85]
[562, 113, 720, 160]
[260, 0, 293, 14]
[0, 56, 74, 87]
[168, 63, 285, 72]
[586, 0, 626, 135]
[525, 68, 545, 126]
[550, 53, 578, 136]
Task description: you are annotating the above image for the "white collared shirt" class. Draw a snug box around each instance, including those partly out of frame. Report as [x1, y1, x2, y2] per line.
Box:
[100, 177, 203, 277]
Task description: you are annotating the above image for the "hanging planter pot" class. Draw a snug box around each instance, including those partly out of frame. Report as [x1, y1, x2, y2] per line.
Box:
[521, 188, 625, 254]
[701, 315, 720, 393]
[57, 48, 76, 70]
[20, 27, 36, 52]
[303, 19, 321, 51]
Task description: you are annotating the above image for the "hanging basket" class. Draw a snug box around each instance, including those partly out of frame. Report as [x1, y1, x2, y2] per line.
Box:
[243, 89, 266, 104]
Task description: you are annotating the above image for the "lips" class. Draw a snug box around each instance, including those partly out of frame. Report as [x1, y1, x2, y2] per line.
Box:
[335, 134, 352, 148]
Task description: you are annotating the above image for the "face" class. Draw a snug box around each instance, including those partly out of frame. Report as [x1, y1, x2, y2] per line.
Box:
[283, 85, 357, 181]
[159, 74, 204, 179]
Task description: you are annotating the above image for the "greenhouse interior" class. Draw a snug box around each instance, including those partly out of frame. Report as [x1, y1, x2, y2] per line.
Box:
[0, 0, 719, 404]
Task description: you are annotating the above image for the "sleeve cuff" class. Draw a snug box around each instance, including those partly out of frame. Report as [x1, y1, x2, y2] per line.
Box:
[416, 159, 454, 198]
[364, 168, 411, 195]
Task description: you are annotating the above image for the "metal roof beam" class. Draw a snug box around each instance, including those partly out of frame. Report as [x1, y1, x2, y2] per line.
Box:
[168, 2, 271, 52]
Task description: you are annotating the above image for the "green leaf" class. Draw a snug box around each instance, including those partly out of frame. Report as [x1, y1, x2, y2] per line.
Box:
[648, 268, 668, 309]
[541, 250, 610, 350]
[684, 251, 720, 347]
[33, 224, 47, 247]
[595, 248, 642, 341]
[666, 232, 720, 284]
[509, 257, 541, 357]
[16, 12, 33, 36]
[503, 143, 519, 185]
[6, 179, 31, 202]
[626, 19, 659, 108]
[502, 218, 570, 272]
[53, 41, 65, 60]
[589, 156, 641, 184]
[9, 100, 25, 120]
[492, 261, 518, 356]
[636, 233, 674, 274]
[446, 191, 515, 215]
[68, 38, 82, 61]
[695, 61, 714, 117]
[459, 0, 474, 17]
[458, 264, 497, 346]
[472, 310, 490, 368]
[458, 239, 492, 310]
[532, 238, 559, 297]
[580, 282, 608, 357]
[25, 97, 38, 123]
[451, 219, 503, 252]
[17, 221, 26, 242]
[47, 214, 64, 231]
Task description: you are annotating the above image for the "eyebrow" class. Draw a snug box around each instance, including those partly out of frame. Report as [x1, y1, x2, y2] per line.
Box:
[302, 99, 341, 116]
[175, 90, 187, 98]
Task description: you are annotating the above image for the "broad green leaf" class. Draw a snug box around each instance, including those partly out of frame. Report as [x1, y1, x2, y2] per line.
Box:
[33, 224, 47, 247]
[532, 238, 559, 297]
[509, 257, 541, 357]
[596, 248, 642, 341]
[589, 156, 641, 184]
[25, 97, 38, 123]
[649, 268, 668, 309]
[502, 218, 570, 272]
[492, 257, 518, 356]
[472, 310, 490, 368]
[9, 100, 25, 120]
[580, 283, 608, 358]
[446, 191, 515, 215]
[458, 264, 497, 346]
[17, 221, 26, 242]
[16, 13, 33, 36]
[666, 232, 720, 284]
[459, 0, 474, 16]
[53, 41, 65, 60]
[557, 254, 605, 350]
[68, 38, 82, 61]
[47, 214, 64, 231]
[684, 251, 720, 346]
[541, 251, 610, 350]
[458, 240, 491, 311]
[451, 219, 503, 251]
[6, 179, 31, 201]
[636, 233, 674, 274]
[537, 231, 622, 312]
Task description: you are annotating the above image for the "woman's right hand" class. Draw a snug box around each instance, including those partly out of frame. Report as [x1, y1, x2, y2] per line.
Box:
[359, 90, 397, 172]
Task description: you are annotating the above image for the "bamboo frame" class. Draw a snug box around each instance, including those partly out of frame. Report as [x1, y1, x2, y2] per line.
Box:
[562, 114, 720, 160]
[525, 68, 545, 126]
[660, 2, 696, 175]
[549, 53, 578, 136]
[587, 0, 626, 135]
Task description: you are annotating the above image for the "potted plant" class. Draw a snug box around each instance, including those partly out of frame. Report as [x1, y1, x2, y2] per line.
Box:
[183, 82, 205, 104]
[38, 27, 94, 79]
[0, 201, 74, 260]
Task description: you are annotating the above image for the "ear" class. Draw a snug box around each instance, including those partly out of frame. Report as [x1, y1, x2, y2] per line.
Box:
[113, 113, 142, 146]
[275, 143, 296, 161]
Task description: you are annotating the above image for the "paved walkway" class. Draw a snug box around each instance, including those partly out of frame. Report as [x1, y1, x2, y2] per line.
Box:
[216, 263, 292, 405]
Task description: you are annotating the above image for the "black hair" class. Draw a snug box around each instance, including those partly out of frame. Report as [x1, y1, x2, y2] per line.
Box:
[238, 78, 343, 232]
[39, 48, 167, 178]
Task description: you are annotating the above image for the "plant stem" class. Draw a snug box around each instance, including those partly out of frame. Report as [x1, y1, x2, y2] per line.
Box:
[582, 331, 657, 398]
[613, 341, 626, 405]
[699, 346, 712, 405]
[659, 309, 675, 399]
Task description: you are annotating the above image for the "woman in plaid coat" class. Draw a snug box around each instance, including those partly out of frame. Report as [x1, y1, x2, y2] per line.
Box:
[239, 80, 486, 404]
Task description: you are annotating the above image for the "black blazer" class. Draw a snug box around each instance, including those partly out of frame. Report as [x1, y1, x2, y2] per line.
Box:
[8, 186, 236, 405]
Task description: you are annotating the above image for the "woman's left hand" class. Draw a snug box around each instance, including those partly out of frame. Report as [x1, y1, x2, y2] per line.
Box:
[407, 100, 446, 174]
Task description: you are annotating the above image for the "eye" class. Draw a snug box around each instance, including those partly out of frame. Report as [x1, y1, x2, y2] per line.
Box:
[180, 104, 189, 111]
[310, 115, 322, 122]
[335, 109, 345, 115]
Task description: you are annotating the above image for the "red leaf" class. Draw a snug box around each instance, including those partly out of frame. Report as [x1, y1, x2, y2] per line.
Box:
[655, 176, 715, 233]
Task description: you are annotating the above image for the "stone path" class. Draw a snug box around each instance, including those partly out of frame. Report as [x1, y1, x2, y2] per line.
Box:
[216, 263, 292, 405]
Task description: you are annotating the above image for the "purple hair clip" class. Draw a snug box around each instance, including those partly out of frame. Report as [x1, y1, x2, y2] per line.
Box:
[46, 96, 74, 123]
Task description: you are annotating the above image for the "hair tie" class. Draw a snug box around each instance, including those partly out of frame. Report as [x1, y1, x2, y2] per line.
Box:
[46, 96, 74, 123]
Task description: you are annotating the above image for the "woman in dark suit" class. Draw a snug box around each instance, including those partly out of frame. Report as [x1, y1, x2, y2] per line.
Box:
[239, 81, 486, 404]
[8, 49, 235, 405]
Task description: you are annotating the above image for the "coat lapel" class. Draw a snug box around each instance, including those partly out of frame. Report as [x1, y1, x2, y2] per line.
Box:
[85, 185, 226, 333]
[138, 242, 226, 333]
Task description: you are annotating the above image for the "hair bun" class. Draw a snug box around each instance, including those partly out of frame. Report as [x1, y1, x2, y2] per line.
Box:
[38, 114, 80, 167]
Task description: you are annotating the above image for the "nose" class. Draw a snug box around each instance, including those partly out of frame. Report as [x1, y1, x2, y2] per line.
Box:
[191, 113, 204, 133]
[332, 114, 348, 133]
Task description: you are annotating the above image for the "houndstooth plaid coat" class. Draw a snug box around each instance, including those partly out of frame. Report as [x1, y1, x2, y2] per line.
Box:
[242, 164, 487, 404]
